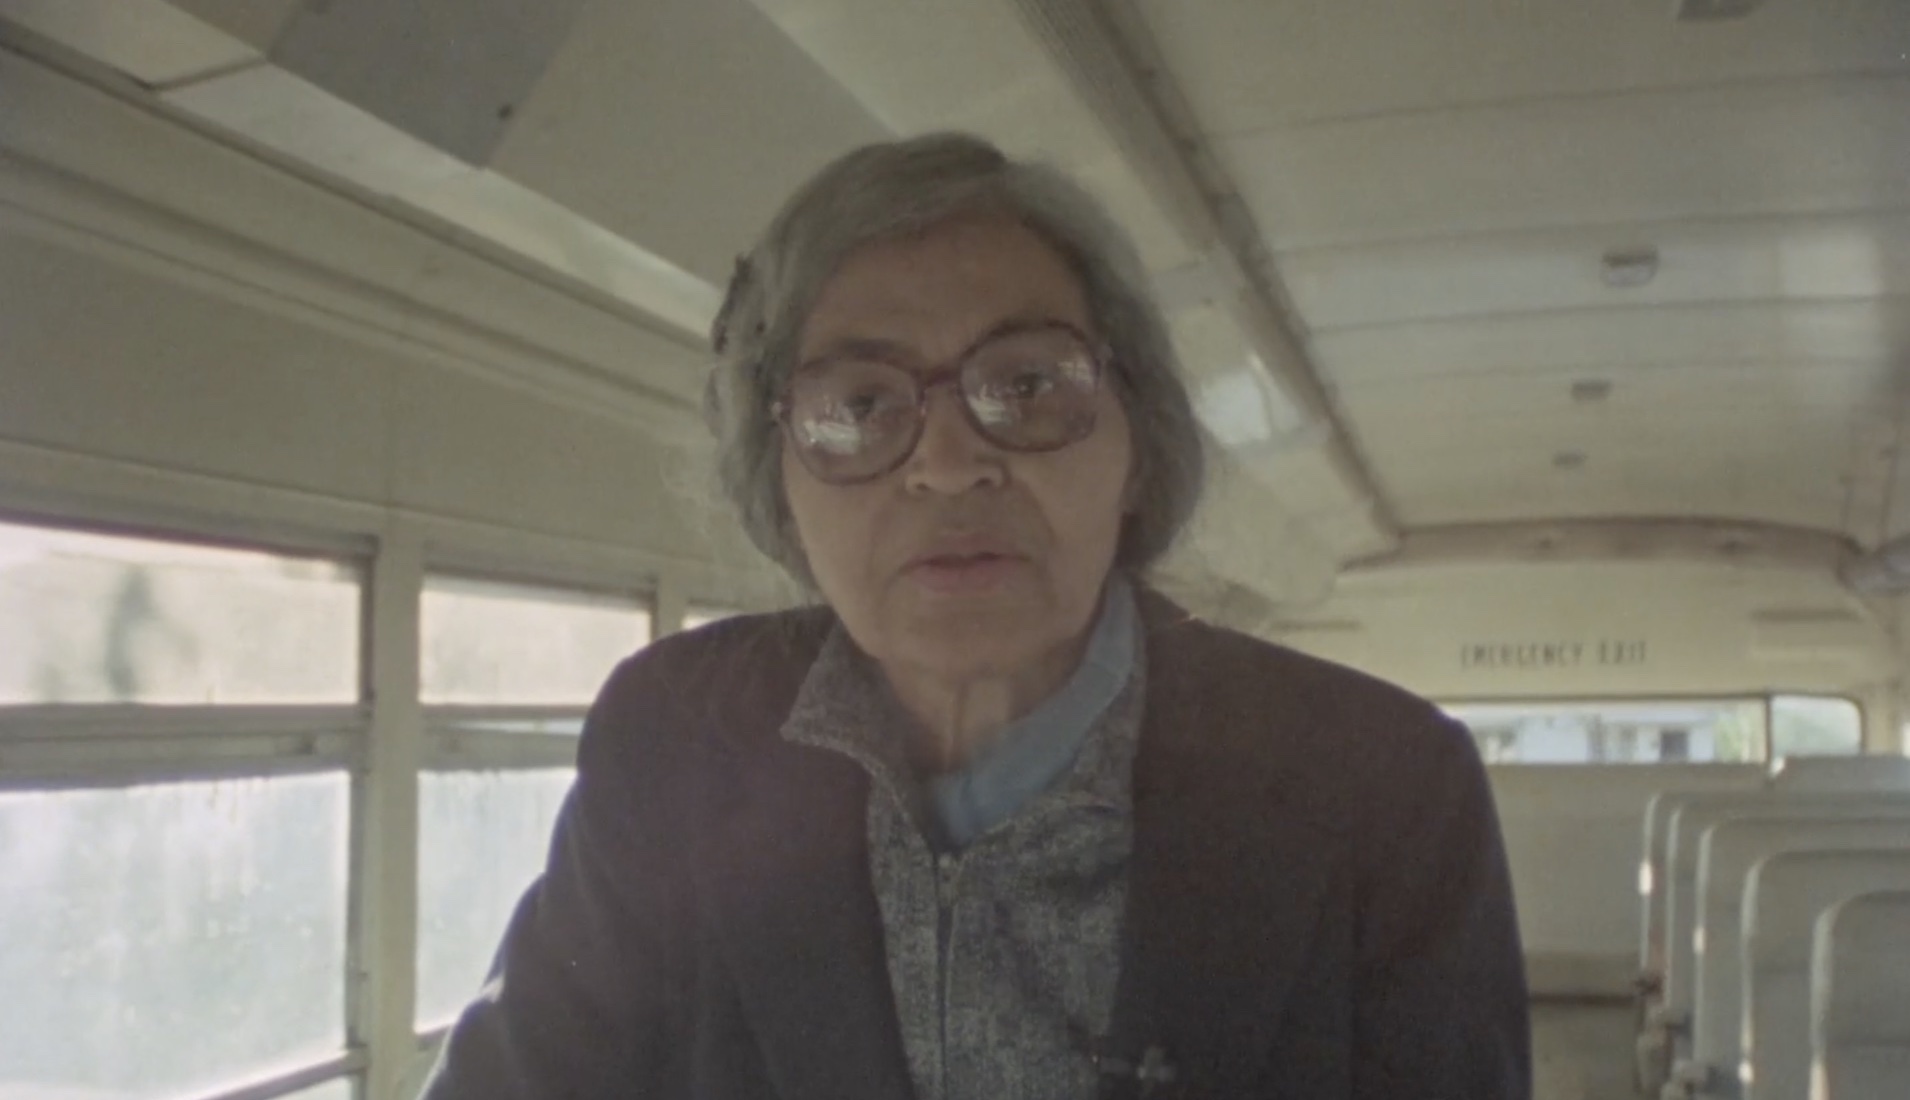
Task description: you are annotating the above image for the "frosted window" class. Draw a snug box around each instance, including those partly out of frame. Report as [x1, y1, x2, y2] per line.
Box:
[1444, 700, 1767, 764]
[422, 578, 648, 704]
[416, 770, 575, 1028]
[0, 520, 359, 703]
[0, 774, 350, 1098]
[681, 605, 740, 631]
[1771, 695, 1863, 758]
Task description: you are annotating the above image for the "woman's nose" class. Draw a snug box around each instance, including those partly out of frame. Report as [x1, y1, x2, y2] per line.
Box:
[902, 386, 1006, 495]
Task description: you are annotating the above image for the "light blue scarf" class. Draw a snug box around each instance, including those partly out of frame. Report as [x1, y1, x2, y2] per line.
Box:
[925, 575, 1138, 849]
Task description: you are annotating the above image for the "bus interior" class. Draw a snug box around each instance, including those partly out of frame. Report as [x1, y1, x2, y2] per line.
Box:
[1, 2, 1908, 1098]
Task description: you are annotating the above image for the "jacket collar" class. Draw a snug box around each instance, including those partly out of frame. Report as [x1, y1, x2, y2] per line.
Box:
[688, 588, 1335, 1100]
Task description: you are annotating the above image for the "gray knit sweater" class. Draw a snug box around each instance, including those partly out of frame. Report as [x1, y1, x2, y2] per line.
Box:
[780, 595, 1145, 1100]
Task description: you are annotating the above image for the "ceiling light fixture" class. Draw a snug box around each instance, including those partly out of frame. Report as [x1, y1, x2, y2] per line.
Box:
[1601, 246, 1660, 288]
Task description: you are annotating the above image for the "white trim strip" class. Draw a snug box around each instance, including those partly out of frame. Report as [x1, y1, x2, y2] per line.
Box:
[0, 705, 371, 740]
[0, 728, 361, 787]
[421, 728, 581, 771]
[180, 1051, 369, 1100]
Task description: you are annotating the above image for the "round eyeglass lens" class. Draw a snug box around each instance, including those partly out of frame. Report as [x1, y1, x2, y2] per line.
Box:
[784, 358, 919, 481]
[960, 327, 1101, 450]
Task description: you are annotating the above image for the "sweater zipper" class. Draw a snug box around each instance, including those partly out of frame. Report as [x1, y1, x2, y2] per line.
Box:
[935, 848, 964, 1100]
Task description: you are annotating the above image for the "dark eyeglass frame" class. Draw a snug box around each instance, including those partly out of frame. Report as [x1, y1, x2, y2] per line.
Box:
[769, 319, 1114, 486]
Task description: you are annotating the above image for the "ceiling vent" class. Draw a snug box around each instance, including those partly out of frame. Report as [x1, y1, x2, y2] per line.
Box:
[1601, 246, 1659, 288]
[1674, 0, 1763, 21]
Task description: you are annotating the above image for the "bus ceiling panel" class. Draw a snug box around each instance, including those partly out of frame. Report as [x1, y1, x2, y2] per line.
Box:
[1375, 472, 1852, 537]
[0, 0, 262, 86]
[1238, 438, 1374, 524]
[1331, 357, 1892, 406]
[155, 65, 726, 355]
[1291, 506, 1394, 565]
[164, 0, 301, 54]
[1276, 212, 1910, 334]
[1366, 429, 1875, 503]
[743, 0, 1196, 273]
[1212, 75, 1910, 252]
[1309, 299, 1910, 383]
[1136, 0, 1910, 137]
[1165, 458, 1342, 605]
[1335, 371, 1888, 430]
[1349, 520, 1860, 575]
[260, 0, 593, 168]
[0, 54, 712, 413]
[1356, 423, 1858, 476]
[1363, 454, 1854, 518]
[482, 0, 890, 285]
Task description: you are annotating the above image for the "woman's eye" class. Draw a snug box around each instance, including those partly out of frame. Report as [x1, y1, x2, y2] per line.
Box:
[832, 387, 897, 422]
[994, 367, 1056, 401]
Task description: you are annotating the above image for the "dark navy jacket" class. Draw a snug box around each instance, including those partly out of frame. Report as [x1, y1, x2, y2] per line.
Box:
[422, 590, 1531, 1099]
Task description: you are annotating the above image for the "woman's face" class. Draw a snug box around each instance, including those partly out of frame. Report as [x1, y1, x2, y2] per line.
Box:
[782, 214, 1134, 685]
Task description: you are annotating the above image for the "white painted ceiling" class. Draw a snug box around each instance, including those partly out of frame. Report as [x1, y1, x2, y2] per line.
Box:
[1140, 0, 1910, 545]
[3, 0, 1908, 602]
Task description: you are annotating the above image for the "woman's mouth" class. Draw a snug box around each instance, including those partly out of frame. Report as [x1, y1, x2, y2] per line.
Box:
[905, 552, 1025, 593]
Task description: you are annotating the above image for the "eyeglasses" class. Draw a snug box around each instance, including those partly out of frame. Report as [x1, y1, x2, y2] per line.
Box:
[772, 321, 1110, 486]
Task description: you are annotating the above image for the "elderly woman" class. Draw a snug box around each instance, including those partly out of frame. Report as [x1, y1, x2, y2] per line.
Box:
[423, 134, 1530, 1099]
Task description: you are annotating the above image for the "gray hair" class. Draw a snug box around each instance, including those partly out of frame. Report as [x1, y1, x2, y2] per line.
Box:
[704, 132, 1206, 584]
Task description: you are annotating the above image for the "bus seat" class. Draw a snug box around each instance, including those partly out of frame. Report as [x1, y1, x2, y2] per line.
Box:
[1772, 756, 1910, 793]
[1640, 795, 1910, 1095]
[1640, 773, 1767, 991]
[1726, 849, 1910, 1100]
[1810, 890, 1910, 1100]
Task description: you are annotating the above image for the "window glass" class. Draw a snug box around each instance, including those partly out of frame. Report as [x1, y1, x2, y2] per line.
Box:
[0, 520, 359, 704]
[681, 605, 740, 631]
[421, 578, 648, 704]
[1771, 695, 1863, 758]
[1443, 700, 1767, 764]
[0, 774, 350, 1099]
[416, 769, 575, 1028]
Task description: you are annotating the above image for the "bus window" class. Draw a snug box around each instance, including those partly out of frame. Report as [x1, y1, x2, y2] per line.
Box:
[1770, 695, 1863, 758]
[0, 518, 363, 1100]
[416, 769, 575, 1029]
[0, 519, 359, 704]
[0, 775, 350, 1099]
[415, 574, 639, 1030]
[421, 575, 651, 705]
[1441, 700, 1767, 765]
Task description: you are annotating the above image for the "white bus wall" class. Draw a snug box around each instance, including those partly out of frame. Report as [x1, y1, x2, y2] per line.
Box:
[0, 221, 786, 613]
